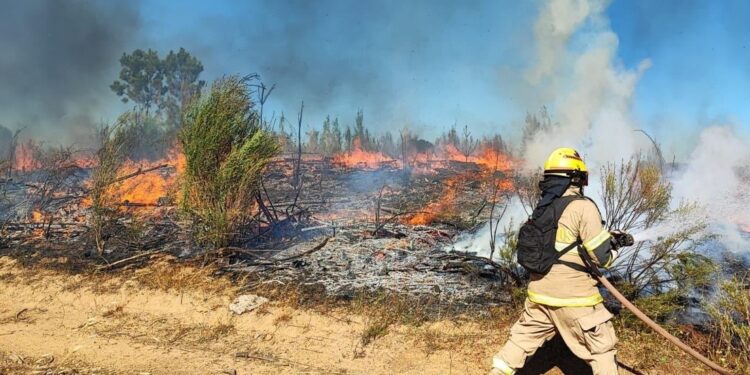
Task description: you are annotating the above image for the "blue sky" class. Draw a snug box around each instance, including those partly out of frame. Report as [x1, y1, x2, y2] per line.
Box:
[133, 0, 750, 145]
[608, 0, 750, 145]
[3, 0, 749, 154]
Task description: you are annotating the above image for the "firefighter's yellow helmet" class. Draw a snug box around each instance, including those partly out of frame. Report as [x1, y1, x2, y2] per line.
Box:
[543, 147, 588, 185]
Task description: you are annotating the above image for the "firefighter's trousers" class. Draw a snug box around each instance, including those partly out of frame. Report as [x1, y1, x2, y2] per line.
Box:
[492, 299, 619, 375]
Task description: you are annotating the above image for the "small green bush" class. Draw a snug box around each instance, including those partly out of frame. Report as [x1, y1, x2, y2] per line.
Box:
[706, 274, 750, 373]
[179, 75, 278, 248]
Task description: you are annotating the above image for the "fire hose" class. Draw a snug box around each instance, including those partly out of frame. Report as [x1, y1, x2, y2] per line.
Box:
[596, 275, 732, 375]
[578, 242, 733, 375]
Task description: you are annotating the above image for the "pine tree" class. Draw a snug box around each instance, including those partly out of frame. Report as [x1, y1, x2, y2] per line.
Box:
[353, 110, 367, 150]
[344, 126, 353, 151]
[305, 128, 320, 153]
[320, 115, 333, 155]
[332, 117, 342, 154]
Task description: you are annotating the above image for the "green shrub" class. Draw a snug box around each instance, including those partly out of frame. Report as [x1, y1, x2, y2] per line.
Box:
[706, 274, 750, 373]
[179, 75, 278, 248]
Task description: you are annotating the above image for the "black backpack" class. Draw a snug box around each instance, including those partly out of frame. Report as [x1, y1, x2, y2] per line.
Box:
[516, 195, 583, 275]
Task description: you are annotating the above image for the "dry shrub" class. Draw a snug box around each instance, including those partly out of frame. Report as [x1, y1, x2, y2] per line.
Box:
[89, 119, 134, 254]
[601, 158, 670, 230]
[179, 75, 279, 248]
[513, 168, 543, 216]
[594, 156, 729, 374]
[600, 157, 716, 300]
[26, 146, 84, 236]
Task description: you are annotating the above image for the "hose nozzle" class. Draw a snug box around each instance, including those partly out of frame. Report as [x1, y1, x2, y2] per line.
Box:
[610, 230, 634, 248]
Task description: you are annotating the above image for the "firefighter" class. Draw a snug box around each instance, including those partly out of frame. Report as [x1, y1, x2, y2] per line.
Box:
[490, 147, 628, 375]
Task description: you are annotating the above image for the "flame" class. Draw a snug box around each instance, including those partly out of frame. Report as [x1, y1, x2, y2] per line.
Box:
[329, 138, 514, 175]
[498, 179, 514, 192]
[31, 210, 44, 223]
[112, 146, 184, 206]
[13, 142, 38, 171]
[80, 145, 184, 208]
[406, 167, 515, 225]
[407, 176, 462, 225]
[115, 161, 171, 205]
[71, 152, 98, 168]
[441, 144, 513, 171]
[10, 142, 98, 172]
[333, 138, 398, 169]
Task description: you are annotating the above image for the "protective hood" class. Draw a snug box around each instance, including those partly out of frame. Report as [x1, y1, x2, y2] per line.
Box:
[531, 175, 572, 220]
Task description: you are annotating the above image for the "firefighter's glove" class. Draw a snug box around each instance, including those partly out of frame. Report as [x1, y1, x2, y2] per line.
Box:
[610, 230, 634, 249]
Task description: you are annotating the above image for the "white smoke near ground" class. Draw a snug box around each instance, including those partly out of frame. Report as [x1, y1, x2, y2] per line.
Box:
[669, 126, 750, 254]
[631, 126, 750, 261]
[447, 197, 527, 256]
[450, 0, 750, 261]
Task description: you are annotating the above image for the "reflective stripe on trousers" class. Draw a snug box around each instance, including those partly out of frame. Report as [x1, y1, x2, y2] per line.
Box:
[527, 290, 603, 307]
[491, 356, 516, 374]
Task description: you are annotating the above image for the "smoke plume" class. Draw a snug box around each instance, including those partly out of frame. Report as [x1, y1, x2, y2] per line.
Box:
[672, 126, 750, 254]
[0, 0, 140, 145]
[520, 0, 652, 169]
[454, 0, 750, 260]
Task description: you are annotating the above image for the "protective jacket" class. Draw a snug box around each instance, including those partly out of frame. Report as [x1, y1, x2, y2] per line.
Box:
[526, 185, 617, 307]
[491, 184, 620, 375]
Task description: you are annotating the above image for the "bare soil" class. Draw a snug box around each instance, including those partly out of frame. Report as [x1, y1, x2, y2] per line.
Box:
[0, 256, 716, 375]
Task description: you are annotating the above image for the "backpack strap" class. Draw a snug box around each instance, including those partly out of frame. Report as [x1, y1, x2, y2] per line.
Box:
[548, 195, 589, 272]
[581, 195, 606, 226]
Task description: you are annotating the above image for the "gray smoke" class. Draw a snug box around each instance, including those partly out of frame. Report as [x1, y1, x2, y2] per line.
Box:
[155, 0, 522, 134]
[451, 0, 750, 261]
[0, 0, 140, 145]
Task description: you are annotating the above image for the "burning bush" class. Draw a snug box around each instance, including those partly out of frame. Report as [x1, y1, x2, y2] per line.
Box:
[179, 75, 279, 248]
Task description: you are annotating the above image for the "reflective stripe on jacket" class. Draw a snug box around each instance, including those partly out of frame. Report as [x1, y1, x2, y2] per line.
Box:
[527, 186, 617, 307]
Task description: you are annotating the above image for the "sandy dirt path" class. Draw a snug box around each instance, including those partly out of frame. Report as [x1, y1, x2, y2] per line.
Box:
[0, 255, 714, 375]
[0, 256, 498, 374]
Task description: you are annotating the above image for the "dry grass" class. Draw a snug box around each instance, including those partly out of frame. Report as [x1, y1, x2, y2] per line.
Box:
[83, 308, 236, 349]
[129, 256, 238, 296]
[0, 351, 118, 375]
[360, 317, 390, 346]
[273, 310, 293, 326]
[1, 252, 737, 374]
[414, 324, 501, 360]
[612, 317, 723, 374]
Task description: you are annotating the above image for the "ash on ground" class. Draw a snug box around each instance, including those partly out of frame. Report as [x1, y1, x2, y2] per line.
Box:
[229, 226, 513, 307]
